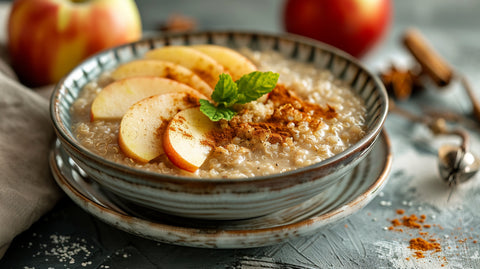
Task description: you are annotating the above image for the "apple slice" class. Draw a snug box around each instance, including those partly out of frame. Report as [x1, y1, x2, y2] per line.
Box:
[192, 44, 257, 81]
[144, 46, 224, 88]
[90, 76, 206, 121]
[111, 59, 213, 97]
[118, 92, 201, 163]
[163, 107, 216, 172]
[192, 45, 269, 103]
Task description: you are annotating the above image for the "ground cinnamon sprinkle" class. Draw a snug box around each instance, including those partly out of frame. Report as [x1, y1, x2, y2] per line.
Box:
[413, 251, 425, 259]
[390, 214, 423, 229]
[391, 219, 401, 226]
[386, 208, 479, 265]
[268, 84, 337, 121]
[207, 84, 337, 146]
[388, 209, 445, 262]
[403, 215, 423, 229]
[409, 237, 440, 252]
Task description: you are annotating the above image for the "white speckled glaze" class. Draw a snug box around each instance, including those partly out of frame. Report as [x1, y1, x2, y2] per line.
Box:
[50, 31, 389, 220]
[50, 131, 392, 248]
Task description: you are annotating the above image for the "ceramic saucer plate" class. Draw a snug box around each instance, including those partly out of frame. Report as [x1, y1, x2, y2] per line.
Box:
[50, 130, 392, 249]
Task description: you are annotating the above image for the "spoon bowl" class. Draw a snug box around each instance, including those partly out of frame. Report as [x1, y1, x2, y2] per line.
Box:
[438, 144, 480, 185]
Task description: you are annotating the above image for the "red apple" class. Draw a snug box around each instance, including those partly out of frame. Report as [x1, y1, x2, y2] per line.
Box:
[7, 0, 142, 87]
[283, 0, 392, 58]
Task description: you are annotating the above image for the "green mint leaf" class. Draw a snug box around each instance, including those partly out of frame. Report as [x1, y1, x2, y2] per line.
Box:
[199, 99, 236, 121]
[211, 73, 238, 107]
[199, 71, 279, 121]
[236, 71, 279, 104]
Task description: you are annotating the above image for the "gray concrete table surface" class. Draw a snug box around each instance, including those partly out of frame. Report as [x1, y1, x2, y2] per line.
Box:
[1, 0, 480, 268]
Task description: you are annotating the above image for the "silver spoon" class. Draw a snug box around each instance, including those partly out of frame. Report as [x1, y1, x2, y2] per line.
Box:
[437, 129, 480, 186]
[389, 100, 480, 187]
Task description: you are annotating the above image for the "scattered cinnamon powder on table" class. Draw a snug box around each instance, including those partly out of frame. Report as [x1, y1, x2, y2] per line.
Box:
[389, 213, 431, 231]
[409, 237, 441, 258]
[403, 214, 423, 229]
[387, 209, 445, 264]
[385, 208, 480, 266]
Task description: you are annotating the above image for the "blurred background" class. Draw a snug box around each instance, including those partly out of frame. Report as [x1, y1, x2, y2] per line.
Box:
[1, 0, 478, 34]
[2, 0, 479, 104]
[1, 0, 479, 60]
[2, 0, 479, 64]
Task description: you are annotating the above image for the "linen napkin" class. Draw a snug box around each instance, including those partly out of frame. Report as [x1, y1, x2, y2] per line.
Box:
[0, 34, 62, 259]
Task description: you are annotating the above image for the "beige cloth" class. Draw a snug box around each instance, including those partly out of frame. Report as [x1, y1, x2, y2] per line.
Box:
[0, 4, 62, 258]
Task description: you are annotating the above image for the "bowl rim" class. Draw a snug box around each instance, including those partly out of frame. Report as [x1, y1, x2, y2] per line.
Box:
[50, 30, 389, 184]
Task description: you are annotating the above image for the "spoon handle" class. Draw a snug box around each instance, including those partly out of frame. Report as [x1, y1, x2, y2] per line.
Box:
[389, 99, 469, 152]
[459, 75, 480, 123]
[442, 128, 469, 153]
[388, 99, 428, 125]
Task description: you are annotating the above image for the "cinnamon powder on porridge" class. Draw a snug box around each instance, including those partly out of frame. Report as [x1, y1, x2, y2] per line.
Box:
[207, 84, 337, 146]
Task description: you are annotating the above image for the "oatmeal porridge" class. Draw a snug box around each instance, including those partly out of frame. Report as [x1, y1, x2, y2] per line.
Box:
[70, 47, 366, 178]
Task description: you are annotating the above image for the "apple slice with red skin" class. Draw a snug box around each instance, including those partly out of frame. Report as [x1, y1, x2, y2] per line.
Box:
[164, 107, 216, 173]
[144, 46, 225, 88]
[118, 92, 201, 163]
[90, 76, 206, 121]
[188, 45, 271, 103]
[111, 59, 213, 97]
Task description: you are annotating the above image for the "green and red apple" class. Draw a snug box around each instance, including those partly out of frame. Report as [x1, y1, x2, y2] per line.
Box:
[7, 0, 142, 87]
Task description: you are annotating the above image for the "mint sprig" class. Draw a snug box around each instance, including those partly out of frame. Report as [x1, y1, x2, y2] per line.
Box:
[199, 99, 237, 121]
[200, 71, 279, 121]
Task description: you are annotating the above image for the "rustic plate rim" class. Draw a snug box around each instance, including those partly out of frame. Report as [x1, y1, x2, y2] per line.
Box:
[50, 130, 392, 248]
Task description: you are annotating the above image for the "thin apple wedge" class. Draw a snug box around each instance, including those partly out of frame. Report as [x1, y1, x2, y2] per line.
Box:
[163, 107, 216, 172]
[118, 93, 201, 163]
[90, 76, 206, 121]
[192, 45, 270, 103]
[192, 44, 257, 81]
[144, 46, 224, 88]
[111, 59, 213, 97]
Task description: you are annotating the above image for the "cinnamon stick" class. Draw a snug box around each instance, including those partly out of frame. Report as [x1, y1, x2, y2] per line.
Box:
[403, 28, 453, 87]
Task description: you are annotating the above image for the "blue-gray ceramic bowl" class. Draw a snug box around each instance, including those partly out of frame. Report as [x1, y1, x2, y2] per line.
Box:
[50, 31, 388, 220]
